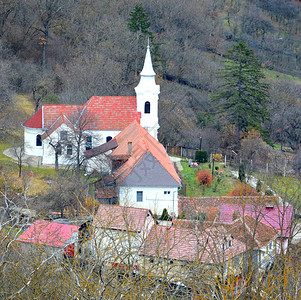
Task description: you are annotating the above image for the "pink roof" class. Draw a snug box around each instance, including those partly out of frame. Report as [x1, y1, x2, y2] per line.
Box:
[94, 204, 154, 232]
[23, 96, 141, 131]
[17, 220, 79, 248]
[220, 204, 294, 237]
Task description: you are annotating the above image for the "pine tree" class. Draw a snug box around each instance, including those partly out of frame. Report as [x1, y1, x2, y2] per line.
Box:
[212, 41, 269, 136]
[128, 4, 152, 75]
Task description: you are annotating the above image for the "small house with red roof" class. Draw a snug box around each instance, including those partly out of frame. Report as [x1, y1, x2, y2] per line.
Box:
[88, 204, 156, 266]
[17, 220, 79, 258]
[139, 216, 279, 281]
[22, 45, 160, 166]
[86, 121, 181, 216]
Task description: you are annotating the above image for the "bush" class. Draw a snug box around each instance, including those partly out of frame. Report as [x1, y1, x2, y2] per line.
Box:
[227, 183, 259, 196]
[195, 150, 208, 163]
[238, 164, 246, 183]
[256, 180, 262, 193]
[161, 208, 169, 220]
[196, 170, 213, 187]
[265, 189, 274, 196]
[212, 153, 223, 162]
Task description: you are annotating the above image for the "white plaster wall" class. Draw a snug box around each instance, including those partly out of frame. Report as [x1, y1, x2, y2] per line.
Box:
[41, 125, 121, 165]
[23, 127, 44, 156]
[119, 186, 178, 216]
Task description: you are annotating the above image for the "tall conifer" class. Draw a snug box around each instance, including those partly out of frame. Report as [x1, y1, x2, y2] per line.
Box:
[212, 41, 269, 136]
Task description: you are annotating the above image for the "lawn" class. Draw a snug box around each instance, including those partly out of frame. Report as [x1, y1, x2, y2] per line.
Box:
[179, 161, 238, 197]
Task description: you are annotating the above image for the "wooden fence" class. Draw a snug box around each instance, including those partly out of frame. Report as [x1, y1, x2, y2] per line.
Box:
[165, 145, 198, 159]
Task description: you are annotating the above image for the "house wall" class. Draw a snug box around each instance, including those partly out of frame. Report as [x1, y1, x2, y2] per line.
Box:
[91, 228, 142, 265]
[42, 124, 121, 165]
[119, 186, 179, 216]
[24, 127, 44, 156]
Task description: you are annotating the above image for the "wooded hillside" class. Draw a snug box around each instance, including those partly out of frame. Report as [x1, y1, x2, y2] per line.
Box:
[0, 0, 300, 154]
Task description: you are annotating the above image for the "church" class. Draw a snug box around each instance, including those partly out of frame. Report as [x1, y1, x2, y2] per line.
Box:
[22, 45, 160, 166]
[23, 45, 181, 215]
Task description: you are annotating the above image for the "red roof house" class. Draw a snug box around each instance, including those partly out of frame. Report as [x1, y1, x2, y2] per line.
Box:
[17, 220, 79, 257]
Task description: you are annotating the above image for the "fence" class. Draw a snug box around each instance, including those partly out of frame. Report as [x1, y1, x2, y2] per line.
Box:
[165, 145, 198, 159]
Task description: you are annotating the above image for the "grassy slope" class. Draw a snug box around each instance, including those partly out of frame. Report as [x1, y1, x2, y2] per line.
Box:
[180, 161, 238, 197]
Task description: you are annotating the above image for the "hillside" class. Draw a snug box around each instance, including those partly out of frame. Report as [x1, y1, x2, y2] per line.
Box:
[0, 0, 300, 153]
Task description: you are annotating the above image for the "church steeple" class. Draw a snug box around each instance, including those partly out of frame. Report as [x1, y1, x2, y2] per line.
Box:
[140, 43, 156, 76]
[135, 44, 160, 140]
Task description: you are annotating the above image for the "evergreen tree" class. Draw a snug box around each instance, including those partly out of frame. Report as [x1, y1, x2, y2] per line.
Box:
[212, 41, 269, 136]
[128, 4, 152, 75]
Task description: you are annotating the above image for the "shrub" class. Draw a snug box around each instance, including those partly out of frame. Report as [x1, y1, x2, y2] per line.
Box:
[238, 164, 245, 183]
[265, 189, 274, 196]
[212, 153, 223, 161]
[161, 208, 169, 220]
[227, 183, 259, 196]
[195, 150, 208, 163]
[196, 170, 213, 187]
[256, 180, 262, 193]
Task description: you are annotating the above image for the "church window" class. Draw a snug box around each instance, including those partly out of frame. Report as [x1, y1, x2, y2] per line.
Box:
[86, 136, 92, 150]
[144, 101, 150, 114]
[67, 144, 72, 156]
[60, 131, 67, 141]
[36, 135, 42, 146]
[106, 136, 112, 142]
[137, 191, 143, 202]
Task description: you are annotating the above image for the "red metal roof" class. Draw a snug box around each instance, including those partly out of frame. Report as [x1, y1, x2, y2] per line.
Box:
[17, 220, 79, 248]
[23, 96, 141, 131]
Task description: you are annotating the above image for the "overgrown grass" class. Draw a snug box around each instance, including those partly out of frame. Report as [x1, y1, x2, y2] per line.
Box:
[259, 174, 301, 206]
[264, 69, 301, 84]
[180, 161, 238, 197]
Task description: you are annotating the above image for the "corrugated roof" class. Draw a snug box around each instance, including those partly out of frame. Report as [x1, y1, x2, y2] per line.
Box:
[17, 220, 78, 248]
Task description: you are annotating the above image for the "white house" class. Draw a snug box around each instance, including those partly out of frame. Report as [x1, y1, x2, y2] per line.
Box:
[87, 121, 181, 216]
[89, 204, 156, 267]
[22, 45, 160, 166]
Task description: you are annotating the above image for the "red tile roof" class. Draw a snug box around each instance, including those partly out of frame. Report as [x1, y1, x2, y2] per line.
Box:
[110, 121, 181, 185]
[17, 220, 78, 248]
[94, 204, 154, 232]
[23, 107, 42, 128]
[23, 96, 141, 131]
[140, 216, 278, 263]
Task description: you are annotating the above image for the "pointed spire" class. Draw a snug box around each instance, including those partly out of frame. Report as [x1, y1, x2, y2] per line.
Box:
[140, 41, 156, 76]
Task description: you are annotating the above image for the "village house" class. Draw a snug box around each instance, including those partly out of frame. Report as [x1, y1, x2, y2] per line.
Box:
[86, 204, 156, 269]
[178, 196, 294, 253]
[86, 121, 181, 216]
[138, 216, 279, 285]
[22, 44, 160, 166]
[16, 220, 79, 259]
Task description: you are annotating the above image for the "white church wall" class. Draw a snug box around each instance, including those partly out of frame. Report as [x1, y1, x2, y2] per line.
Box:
[119, 186, 179, 216]
[24, 127, 44, 156]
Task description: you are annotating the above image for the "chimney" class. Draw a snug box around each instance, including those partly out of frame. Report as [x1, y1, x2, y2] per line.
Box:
[128, 142, 132, 154]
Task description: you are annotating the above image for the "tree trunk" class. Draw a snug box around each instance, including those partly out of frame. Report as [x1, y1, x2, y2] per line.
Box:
[42, 31, 48, 70]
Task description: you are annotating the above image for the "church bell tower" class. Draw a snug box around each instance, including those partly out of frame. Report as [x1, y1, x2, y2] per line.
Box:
[135, 43, 160, 140]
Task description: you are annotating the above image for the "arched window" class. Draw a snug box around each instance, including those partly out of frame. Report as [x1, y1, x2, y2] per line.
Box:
[106, 136, 112, 142]
[144, 101, 150, 114]
[36, 134, 42, 146]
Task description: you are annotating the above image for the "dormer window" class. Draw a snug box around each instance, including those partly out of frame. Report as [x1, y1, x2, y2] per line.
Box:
[106, 136, 112, 142]
[228, 236, 233, 248]
[144, 101, 150, 114]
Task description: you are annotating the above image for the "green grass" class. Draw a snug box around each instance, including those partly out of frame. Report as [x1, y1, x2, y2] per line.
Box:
[264, 69, 301, 84]
[180, 161, 238, 197]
